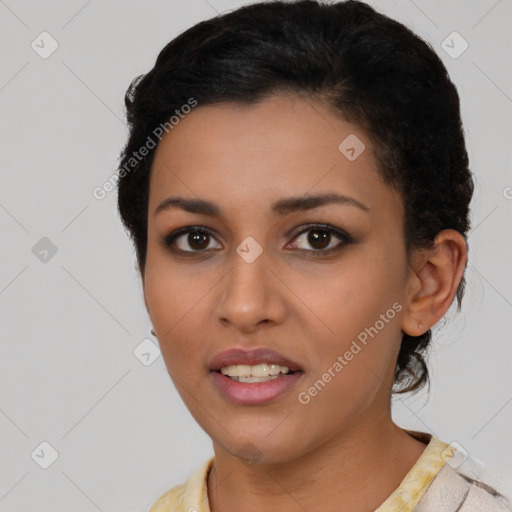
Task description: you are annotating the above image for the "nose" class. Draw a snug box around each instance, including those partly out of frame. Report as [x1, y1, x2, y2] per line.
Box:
[215, 248, 287, 333]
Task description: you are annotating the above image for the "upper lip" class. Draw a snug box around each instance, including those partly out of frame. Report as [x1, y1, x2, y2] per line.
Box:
[209, 347, 303, 372]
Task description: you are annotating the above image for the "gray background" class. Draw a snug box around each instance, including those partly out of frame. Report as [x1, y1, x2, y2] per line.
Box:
[0, 0, 511, 510]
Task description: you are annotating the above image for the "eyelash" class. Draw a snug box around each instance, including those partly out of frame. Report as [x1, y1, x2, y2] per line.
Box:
[162, 223, 353, 257]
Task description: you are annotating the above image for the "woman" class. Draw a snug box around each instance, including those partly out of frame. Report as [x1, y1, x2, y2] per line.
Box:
[116, 1, 511, 510]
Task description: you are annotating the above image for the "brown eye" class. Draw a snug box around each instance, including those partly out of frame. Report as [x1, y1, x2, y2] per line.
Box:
[289, 224, 352, 253]
[163, 223, 353, 256]
[306, 229, 330, 250]
[184, 231, 210, 250]
[164, 228, 221, 252]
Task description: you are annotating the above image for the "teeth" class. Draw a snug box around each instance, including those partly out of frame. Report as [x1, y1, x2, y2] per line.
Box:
[229, 375, 281, 383]
[220, 363, 291, 378]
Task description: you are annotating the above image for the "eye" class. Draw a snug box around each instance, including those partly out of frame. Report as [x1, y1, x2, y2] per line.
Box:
[163, 227, 221, 253]
[287, 224, 352, 254]
[162, 223, 353, 255]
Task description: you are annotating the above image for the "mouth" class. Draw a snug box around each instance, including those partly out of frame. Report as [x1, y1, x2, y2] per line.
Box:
[210, 368, 304, 405]
[208, 346, 303, 374]
[213, 363, 300, 383]
[208, 347, 304, 405]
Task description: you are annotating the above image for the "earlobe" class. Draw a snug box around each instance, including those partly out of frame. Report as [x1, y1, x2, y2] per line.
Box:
[401, 229, 467, 337]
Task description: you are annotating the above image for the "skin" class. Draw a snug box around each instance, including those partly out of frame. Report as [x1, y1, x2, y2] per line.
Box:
[142, 93, 467, 511]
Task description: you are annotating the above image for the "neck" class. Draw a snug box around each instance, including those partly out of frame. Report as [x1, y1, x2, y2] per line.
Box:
[207, 415, 428, 512]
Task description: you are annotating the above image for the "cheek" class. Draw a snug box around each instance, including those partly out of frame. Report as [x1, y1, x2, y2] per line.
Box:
[144, 269, 202, 370]
[290, 249, 400, 334]
[292, 252, 405, 385]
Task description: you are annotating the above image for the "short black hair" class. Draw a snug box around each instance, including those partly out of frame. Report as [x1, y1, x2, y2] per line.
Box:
[116, 0, 474, 395]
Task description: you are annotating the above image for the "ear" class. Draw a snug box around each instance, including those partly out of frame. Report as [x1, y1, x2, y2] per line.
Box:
[402, 229, 468, 337]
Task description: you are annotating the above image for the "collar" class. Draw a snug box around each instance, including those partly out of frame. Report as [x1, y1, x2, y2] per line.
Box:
[151, 430, 455, 512]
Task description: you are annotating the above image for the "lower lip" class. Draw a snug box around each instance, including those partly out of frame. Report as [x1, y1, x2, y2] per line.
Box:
[210, 370, 304, 405]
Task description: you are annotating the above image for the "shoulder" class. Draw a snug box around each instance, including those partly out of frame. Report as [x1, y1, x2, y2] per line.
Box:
[149, 483, 186, 512]
[415, 455, 512, 511]
[148, 456, 215, 512]
[459, 474, 512, 511]
[390, 431, 512, 512]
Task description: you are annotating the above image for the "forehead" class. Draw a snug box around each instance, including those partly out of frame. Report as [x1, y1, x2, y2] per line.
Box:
[148, 94, 400, 220]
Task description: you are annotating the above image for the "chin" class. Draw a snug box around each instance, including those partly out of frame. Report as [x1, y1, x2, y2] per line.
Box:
[216, 433, 302, 466]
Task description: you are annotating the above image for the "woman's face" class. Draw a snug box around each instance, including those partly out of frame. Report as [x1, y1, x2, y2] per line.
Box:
[143, 93, 418, 463]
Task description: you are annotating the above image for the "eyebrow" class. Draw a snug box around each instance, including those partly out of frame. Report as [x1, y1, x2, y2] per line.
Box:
[154, 192, 370, 218]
